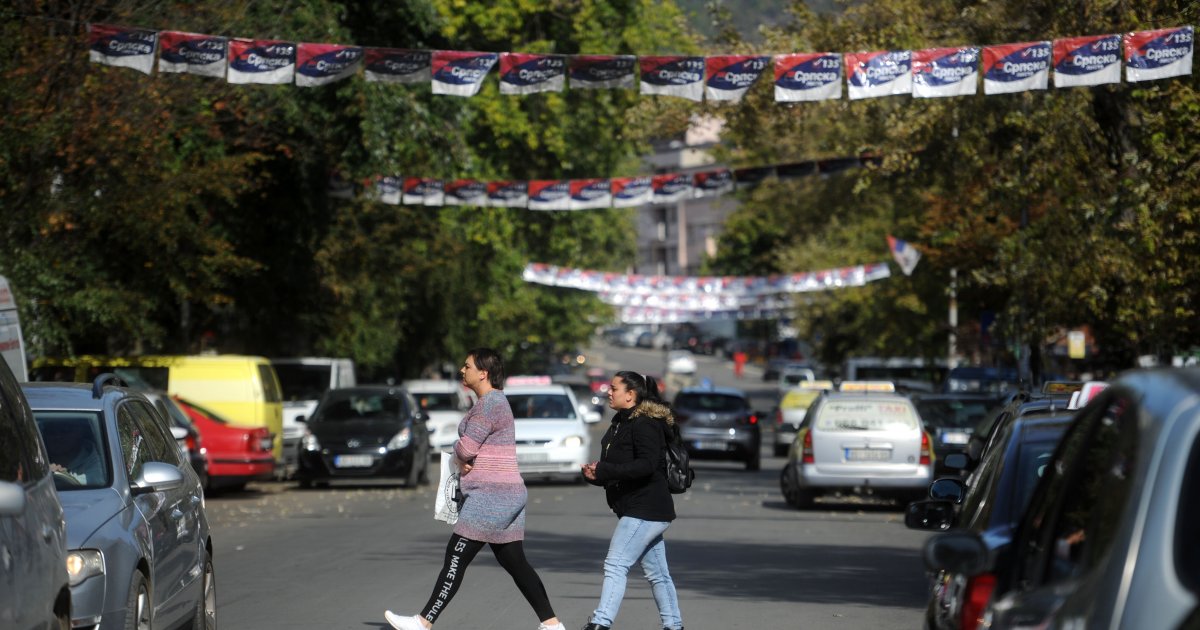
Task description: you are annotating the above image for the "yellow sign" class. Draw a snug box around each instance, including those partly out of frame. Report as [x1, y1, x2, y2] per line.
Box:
[1068, 330, 1086, 359]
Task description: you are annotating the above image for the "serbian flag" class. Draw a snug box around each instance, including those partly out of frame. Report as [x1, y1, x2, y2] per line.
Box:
[443, 179, 488, 206]
[363, 48, 431, 84]
[431, 51, 498, 97]
[528, 180, 571, 210]
[982, 41, 1051, 95]
[569, 179, 612, 210]
[887, 235, 921, 276]
[845, 50, 912, 100]
[912, 46, 979, 98]
[569, 55, 637, 89]
[640, 56, 706, 101]
[1053, 34, 1122, 88]
[774, 53, 842, 102]
[1125, 26, 1193, 82]
[693, 169, 733, 198]
[485, 181, 527, 208]
[371, 176, 402, 205]
[705, 55, 769, 101]
[295, 43, 363, 87]
[228, 39, 295, 84]
[611, 177, 653, 208]
[499, 53, 566, 94]
[402, 178, 444, 206]
[88, 24, 157, 75]
[652, 173, 692, 203]
[158, 31, 227, 78]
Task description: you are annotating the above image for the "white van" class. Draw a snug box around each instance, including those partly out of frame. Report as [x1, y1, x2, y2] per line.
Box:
[271, 357, 356, 476]
[402, 379, 475, 451]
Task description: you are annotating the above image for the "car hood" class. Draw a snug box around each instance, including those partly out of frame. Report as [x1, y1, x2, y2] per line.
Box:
[59, 488, 126, 547]
[514, 419, 584, 441]
[309, 420, 407, 445]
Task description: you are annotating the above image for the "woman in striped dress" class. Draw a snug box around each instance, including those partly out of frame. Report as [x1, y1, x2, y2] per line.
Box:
[385, 348, 565, 630]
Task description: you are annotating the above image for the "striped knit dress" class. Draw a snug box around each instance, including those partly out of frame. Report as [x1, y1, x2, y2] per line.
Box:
[452, 390, 527, 543]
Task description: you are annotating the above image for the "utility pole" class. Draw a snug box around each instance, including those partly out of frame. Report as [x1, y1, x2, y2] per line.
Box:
[948, 268, 958, 369]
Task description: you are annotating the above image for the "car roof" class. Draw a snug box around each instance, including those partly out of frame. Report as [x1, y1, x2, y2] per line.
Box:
[401, 379, 464, 392]
[818, 391, 913, 404]
[23, 380, 133, 410]
[503, 384, 572, 395]
[678, 386, 745, 398]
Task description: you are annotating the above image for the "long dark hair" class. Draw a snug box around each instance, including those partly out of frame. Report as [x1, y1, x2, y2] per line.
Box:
[614, 370, 663, 405]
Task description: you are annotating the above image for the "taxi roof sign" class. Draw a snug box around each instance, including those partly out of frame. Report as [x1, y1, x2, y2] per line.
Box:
[505, 375, 553, 386]
[1042, 381, 1084, 395]
[838, 380, 896, 393]
[798, 380, 835, 391]
[1067, 381, 1108, 410]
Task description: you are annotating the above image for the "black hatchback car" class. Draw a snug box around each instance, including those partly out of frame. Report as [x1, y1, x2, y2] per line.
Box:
[296, 386, 431, 487]
[673, 386, 761, 471]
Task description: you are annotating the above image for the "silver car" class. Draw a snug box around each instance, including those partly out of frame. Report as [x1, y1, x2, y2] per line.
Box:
[23, 375, 216, 630]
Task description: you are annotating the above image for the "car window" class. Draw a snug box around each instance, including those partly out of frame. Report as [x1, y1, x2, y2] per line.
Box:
[1177, 431, 1200, 594]
[415, 392, 460, 412]
[259, 365, 283, 404]
[34, 411, 110, 489]
[960, 420, 1011, 530]
[127, 401, 180, 466]
[1011, 438, 1063, 523]
[118, 405, 149, 480]
[813, 399, 918, 432]
[673, 393, 746, 412]
[915, 399, 994, 429]
[508, 394, 577, 420]
[0, 381, 48, 483]
[317, 393, 405, 422]
[273, 363, 333, 401]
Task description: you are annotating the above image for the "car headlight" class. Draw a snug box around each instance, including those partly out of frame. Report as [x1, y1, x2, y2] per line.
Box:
[562, 435, 584, 448]
[66, 550, 105, 586]
[301, 432, 321, 451]
[387, 428, 412, 450]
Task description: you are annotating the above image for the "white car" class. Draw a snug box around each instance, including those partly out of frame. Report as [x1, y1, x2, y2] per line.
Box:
[667, 350, 698, 374]
[403, 379, 475, 451]
[504, 384, 591, 482]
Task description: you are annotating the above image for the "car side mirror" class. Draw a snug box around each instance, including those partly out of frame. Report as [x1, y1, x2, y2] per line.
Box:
[943, 453, 969, 470]
[923, 531, 989, 576]
[929, 477, 967, 504]
[169, 426, 188, 441]
[131, 461, 184, 495]
[0, 481, 25, 516]
[905, 500, 956, 531]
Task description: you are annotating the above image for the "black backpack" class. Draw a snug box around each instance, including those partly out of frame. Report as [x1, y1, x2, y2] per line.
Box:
[664, 425, 695, 494]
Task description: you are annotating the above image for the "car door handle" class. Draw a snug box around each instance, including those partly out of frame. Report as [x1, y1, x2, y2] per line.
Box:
[171, 508, 184, 520]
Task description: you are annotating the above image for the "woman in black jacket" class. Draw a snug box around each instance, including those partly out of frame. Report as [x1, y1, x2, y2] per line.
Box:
[580, 371, 683, 630]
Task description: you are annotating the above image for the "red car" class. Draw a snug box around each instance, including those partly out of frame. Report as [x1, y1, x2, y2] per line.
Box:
[174, 396, 275, 492]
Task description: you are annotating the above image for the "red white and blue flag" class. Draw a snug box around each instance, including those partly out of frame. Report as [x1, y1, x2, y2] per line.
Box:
[403, 178, 444, 206]
[912, 46, 979, 98]
[443, 179, 488, 206]
[846, 51, 912, 100]
[705, 55, 769, 101]
[640, 56, 706, 101]
[774, 53, 842, 102]
[1124, 26, 1193, 83]
[499, 53, 566, 94]
[527, 180, 571, 211]
[227, 39, 295, 85]
[88, 24, 158, 75]
[982, 41, 1051, 94]
[887, 235, 921, 276]
[363, 48, 431, 84]
[158, 31, 227, 78]
[486, 181, 528, 208]
[431, 51, 498, 97]
[611, 177, 653, 208]
[652, 173, 692, 203]
[1053, 34, 1122, 88]
[371, 176, 402, 205]
[295, 43, 363, 87]
[569, 179, 612, 210]
[693, 169, 734, 198]
[569, 55, 637, 89]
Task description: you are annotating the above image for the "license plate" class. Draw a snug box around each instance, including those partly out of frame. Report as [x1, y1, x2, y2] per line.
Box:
[941, 432, 970, 445]
[694, 440, 728, 450]
[518, 452, 548, 463]
[334, 455, 374, 468]
[845, 448, 891, 462]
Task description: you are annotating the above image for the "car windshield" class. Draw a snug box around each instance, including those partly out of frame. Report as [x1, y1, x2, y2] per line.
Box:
[814, 399, 918, 432]
[273, 364, 333, 401]
[674, 393, 745, 412]
[33, 411, 111, 490]
[414, 392, 459, 412]
[316, 393, 405, 422]
[507, 394, 576, 420]
[915, 398, 995, 429]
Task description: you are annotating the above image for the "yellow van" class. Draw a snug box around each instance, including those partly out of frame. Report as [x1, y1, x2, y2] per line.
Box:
[30, 354, 285, 464]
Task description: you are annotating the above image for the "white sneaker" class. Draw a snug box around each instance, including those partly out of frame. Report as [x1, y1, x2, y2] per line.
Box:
[384, 611, 427, 630]
[538, 623, 565, 630]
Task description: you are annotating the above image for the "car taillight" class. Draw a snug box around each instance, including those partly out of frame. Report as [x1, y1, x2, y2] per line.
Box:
[185, 434, 197, 453]
[960, 572, 996, 630]
[775, 409, 784, 425]
[747, 413, 757, 425]
[920, 431, 932, 466]
[802, 429, 814, 464]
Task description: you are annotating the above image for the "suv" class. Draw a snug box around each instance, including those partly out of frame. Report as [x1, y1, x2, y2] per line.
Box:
[0, 354, 71, 629]
[674, 386, 761, 471]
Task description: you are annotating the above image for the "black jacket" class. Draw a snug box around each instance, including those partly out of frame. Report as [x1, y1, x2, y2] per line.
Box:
[590, 400, 676, 522]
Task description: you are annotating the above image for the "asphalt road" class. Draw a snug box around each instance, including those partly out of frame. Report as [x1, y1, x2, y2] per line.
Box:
[207, 345, 932, 629]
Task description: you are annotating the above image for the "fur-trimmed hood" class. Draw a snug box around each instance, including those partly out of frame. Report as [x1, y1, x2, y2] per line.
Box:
[629, 400, 675, 426]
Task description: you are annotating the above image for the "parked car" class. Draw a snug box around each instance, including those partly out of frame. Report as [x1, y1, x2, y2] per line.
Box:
[403, 379, 475, 451]
[0, 352, 71, 630]
[674, 386, 761, 471]
[296, 386, 431, 488]
[911, 393, 1004, 475]
[772, 381, 834, 457]
[780, 382, 932, 508]
[272, 357, 357, 478]
[550, 374, 605, 423]
[505, 384, 592, 482]
[175, 397, 275, 492]
[925, 368, 1200, 630]
[23, 374, 215, 630]
[905, 412, 1073, 630]
[141, 390, 210, 489]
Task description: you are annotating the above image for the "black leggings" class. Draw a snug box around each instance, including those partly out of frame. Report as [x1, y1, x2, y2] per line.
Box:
[420, 534, 556, 624]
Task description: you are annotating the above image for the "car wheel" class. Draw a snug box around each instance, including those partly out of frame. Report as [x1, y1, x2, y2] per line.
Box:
[779, 465, 813, 509]
[191, 550, 217, 630]
[745, 452, 761, 471]
[124, 571, 151, 630]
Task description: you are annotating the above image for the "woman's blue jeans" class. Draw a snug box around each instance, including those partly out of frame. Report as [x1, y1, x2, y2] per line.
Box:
[591, 516, 682, 629]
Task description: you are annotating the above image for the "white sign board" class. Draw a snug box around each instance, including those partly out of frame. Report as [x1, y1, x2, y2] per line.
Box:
[0, 276, 27, 382]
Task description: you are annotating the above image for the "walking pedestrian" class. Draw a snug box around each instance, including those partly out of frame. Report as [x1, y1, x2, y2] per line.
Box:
[579, 371, 683, 630]
[384, 348, 565, 630]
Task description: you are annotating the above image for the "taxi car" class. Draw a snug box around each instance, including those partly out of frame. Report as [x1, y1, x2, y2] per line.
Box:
[772, 380, 834, 456]
[780, 381, 933, 508]
[504, 383, 591, 482]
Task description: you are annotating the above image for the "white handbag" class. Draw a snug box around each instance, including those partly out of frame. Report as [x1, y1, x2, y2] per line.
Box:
[434, 451, 462, 524]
